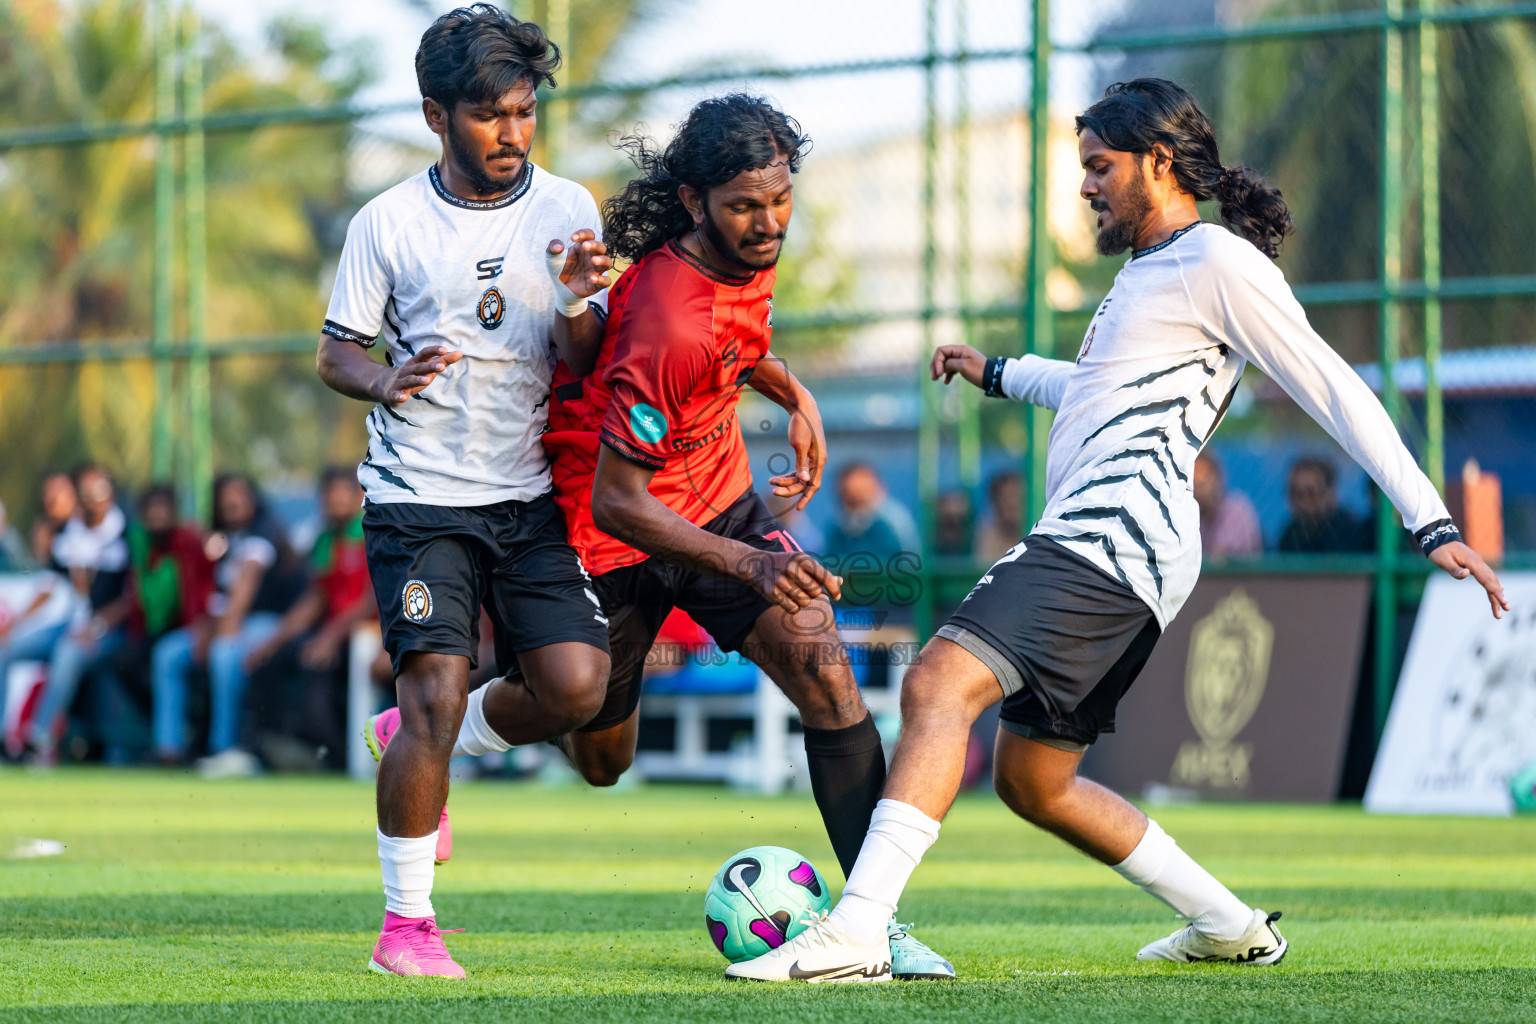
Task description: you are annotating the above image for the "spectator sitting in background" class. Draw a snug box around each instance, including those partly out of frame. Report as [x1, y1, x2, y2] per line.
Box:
[0, 498, 31, 572]
[974, 470, 1025, 563]
[153, 474, 298, 775]
[1278, 455, 1371, 552]
[242, 468, 375, 770]
[30, 471, 77, 567]
[823, 462, 920, 565]
[29, 484, 212, 765]
[1194, 451, 1262, 559]
[933, 490, 975, 558]
[16, 463, 129, 761]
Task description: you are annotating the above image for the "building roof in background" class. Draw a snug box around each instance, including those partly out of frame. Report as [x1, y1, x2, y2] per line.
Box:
[1351, 347, 1536, 397]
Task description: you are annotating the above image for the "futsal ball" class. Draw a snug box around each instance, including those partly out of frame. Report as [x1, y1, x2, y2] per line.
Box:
[1510, 761, 1536, 814]
[704, 845, 831, 962]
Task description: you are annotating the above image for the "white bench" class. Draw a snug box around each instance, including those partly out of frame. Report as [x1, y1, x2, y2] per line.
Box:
[345, 624, 905, 794]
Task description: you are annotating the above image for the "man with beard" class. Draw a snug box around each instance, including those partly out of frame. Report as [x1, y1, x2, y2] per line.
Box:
[730, 78, 1508, 982]
[316, 5, 612, 978]
[434, 94, 953, 981]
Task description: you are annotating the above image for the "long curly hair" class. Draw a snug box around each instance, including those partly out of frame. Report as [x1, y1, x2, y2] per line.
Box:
[602, 94, 811, 263]
[1076, 78, 1294, 259]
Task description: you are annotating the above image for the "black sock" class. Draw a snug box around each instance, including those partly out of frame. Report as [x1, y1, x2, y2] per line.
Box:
[802, 713, 887, 880]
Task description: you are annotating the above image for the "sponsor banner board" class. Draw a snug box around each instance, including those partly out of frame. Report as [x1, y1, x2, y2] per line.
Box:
[1365, 573, 1536, 816]
[1082, 575, 1370, 802]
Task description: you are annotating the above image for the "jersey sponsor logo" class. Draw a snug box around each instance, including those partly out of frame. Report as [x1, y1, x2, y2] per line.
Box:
[477, 286, 505, 330]
[629, 402, 668, 443]
[672, 411, 735, 454]
[1077, 324, 1097, 364]
[402, 579, 433, 622]
[476, 257, 505, 280]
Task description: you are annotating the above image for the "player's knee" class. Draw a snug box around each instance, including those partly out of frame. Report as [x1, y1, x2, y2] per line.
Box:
[541, 663, 607, 733]
[397, 670, 467, 749]
[575, 746, 633, 788]
[898, 664, 953, 720]
[993, 767, 1065, 826]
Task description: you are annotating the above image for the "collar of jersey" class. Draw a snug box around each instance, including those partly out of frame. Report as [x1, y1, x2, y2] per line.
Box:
[1131, 220, 1204, 260]
[666, 239, 757, 286]
[428, 161, 533, 211]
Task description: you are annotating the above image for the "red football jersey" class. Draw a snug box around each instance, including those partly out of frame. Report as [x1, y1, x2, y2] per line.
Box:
[544, 239, 774, 575]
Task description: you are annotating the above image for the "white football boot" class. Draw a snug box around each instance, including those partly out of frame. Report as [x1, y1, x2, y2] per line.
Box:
[725, 911, 892, 983]
[1137, 909, 1288, 965]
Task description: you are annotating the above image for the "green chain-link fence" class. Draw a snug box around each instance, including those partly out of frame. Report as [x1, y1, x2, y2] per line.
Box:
[5, 0, 1536, 732]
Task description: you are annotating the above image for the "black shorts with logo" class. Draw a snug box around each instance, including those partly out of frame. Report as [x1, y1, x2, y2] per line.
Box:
[937, 535, 1162, 749]
[363, 493, 610, 676]
[576, 489, 794, 733]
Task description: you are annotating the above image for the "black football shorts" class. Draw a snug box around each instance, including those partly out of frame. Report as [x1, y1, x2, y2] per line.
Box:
[363, 493, 610, 676]
[937, 535, 1162, 750]
[577, 489, 796, 733]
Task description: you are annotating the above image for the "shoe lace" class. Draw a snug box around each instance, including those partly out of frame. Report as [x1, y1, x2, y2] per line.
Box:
[786, 909, 838, 952]
[888, 920, 914, 941]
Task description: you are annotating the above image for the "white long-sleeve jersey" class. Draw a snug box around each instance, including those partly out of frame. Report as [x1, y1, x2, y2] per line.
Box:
[994, 221, 1453, 628]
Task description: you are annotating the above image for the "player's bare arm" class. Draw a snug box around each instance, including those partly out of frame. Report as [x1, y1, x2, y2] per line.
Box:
[589, 445, 841, 613]
[316, 337, 462, 406]
[546, 228, 611, 376]
[747, 356, 827, 510]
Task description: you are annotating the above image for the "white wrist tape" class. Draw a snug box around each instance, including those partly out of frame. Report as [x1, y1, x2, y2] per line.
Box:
[546, 246, 591, 318]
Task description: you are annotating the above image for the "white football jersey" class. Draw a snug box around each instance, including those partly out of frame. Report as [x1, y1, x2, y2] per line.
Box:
[324, 162, 604, 506]
[996, 221, 1450, 627]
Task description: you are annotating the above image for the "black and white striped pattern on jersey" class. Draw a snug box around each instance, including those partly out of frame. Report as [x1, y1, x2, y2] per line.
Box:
[1058, 504, 1164, 597]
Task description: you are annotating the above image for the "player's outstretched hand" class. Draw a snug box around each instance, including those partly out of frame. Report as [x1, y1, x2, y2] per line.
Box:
[547, 229, 612, 300]
[1429, 540, 1510, 619]
[931, 343, 987, 388]
[749, 550, 843, 613]
[376, 344, 462, 406]
[770, 407, 828, 511]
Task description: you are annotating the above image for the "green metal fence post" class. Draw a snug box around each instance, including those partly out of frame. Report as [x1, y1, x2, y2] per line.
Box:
[1420, 0, 1444, 493]
[1023, 0, 1052, 524]
[183, 4, 211, 524]
[955, 0, 981, 489]
[545, 0, 570, 175]
[916, 0, 941, 640]
[1375, 0, 1406, 741]
[151, 0, 177, 481]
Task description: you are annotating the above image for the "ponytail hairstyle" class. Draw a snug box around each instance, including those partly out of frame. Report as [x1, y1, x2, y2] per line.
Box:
[602, 94, 811, 262]
[1075, 78, 1293, 258]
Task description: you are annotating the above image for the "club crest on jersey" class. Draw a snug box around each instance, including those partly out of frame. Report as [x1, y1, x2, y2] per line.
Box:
[630, 402, 668, 443]
[402, 580, 432, 622]
[477, 286, 505, 330]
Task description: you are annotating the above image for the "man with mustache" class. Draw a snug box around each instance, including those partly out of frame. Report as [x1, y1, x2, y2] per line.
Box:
[432, 93, 952, 981]
[730, 77, 1508, 982]
[316, 4, 613, 978]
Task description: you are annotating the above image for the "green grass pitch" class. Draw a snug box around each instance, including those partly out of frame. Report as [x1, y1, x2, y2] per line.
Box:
[4, 769, 1534, 1022]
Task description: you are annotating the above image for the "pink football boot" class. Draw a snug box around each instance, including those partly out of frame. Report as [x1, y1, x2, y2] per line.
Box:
[369, 911, 466, 978]
[365, 706, 453, 865]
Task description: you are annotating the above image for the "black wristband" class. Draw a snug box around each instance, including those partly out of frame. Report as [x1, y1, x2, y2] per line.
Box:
[983, 356, 1010, 398]
[1415, 518, 1461, 556]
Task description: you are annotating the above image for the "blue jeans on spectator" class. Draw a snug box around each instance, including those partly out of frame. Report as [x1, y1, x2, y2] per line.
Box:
[0, 618, 70, 729]
[152, 613, 281, 758]
[29, 626, 128, 754]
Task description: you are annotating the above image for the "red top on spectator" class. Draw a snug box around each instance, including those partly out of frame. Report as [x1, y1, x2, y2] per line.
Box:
[544, 240, 775, 575]
[311, 516, 370, 623]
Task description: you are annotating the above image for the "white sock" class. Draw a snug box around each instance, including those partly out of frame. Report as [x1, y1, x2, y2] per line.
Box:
[1113, 819, 1253, 939]
[378, 828, 437, 918]
[827, 799, 942, 945]
[452, 683, 513, 758]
